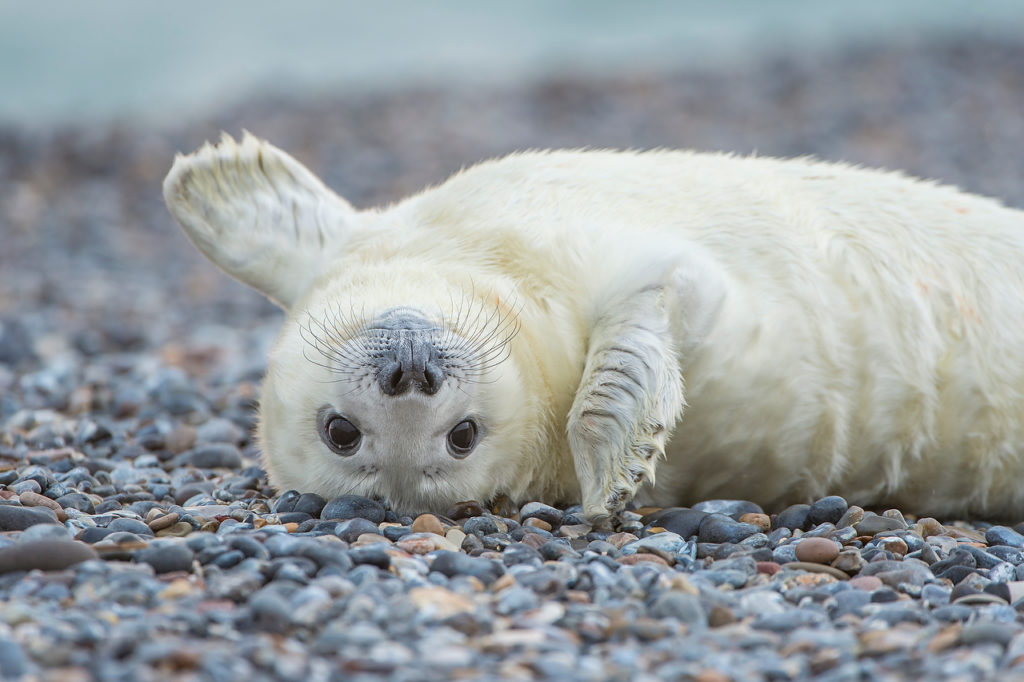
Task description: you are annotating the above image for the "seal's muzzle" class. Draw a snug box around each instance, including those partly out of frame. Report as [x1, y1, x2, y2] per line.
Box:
[371, 309, 445, 395]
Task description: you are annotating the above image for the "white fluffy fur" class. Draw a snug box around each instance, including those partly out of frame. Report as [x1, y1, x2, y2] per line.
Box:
[165, 134, 1024, 520]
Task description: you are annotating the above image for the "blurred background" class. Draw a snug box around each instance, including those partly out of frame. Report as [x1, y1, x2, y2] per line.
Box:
[1, 1, 1023, 385]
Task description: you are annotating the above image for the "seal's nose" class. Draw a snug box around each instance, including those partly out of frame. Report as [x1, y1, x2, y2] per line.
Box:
[378, 333, 444, 395]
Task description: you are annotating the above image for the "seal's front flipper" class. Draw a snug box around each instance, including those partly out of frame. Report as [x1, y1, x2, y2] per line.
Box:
[569, 256, 726, 521]
[163, 132, 357, 309]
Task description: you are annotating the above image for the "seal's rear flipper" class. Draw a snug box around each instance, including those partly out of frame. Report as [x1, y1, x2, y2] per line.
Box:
[163, 132, 356, 309]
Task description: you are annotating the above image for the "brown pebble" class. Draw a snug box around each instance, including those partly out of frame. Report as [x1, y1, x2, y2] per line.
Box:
[155, 521, 193, 537]
[617, 553, 669, 567]
[831, 549, 866, 574]
[874, 536, 908, 557]
[353, 533, 390, 546]
[783, 561, 849, 580]
[637, 545, 675, 566]
[282, 522, 299, 533]
[519, 533, 546, 550]
[794, 537, 841, 564]
[523, 517, 551, 532]
[165, 424, 197, 454]
[927, 624, 962, 653]
[445, 500, 486, 520]
[756, 561, 782, 576]
[395, 537, 435, 555]
[694, 670, 732, 682]
[836, 505, 864, 528]
[557, 523, 591, 539]
[148, 512, 180, 531]
[491, 573, 516, 592]
[18, 491, 67, 521]
[849, 575, 883, 591]
[411, 513, 445, 535]
[605, 532, 639, 549]
[915, 517, 945, 538]
[738, 512, 771, 532]
[708, 605, 738, 628]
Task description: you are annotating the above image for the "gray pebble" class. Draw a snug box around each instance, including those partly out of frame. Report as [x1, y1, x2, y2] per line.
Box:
[698, 513, 760, 544]
[175, 444, 243, 469]
[321, 495, 385, 523]
[134, 541, 195, 573]
[0, 539, 97, 573]
[0, 504, 59, 531]
[649, 591, 707, 629]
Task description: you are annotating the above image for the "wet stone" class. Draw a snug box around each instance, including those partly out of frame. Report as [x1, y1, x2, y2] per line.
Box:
[321, 495, 386, 523]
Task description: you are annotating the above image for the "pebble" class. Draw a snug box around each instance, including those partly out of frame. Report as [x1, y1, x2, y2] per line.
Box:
[411, 513, 445, 535]
[0, 504, 59, 530]
[698, 513, 760, 544]
[0, 540, 97, 573]
[175, 444, 243, 469]
[321, 495, 386, 523]
[134, 541, 195, 573]
[794, 537, 841, 564]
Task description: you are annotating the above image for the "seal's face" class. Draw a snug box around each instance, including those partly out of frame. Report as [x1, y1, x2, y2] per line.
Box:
[259, 296, 525, 514]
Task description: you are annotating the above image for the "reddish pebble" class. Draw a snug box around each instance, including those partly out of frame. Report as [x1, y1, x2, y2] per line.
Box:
[756, 561, 782, 576]
[411, 513, 445, 535]
[738, 512, 771, 532]
[849, 575, 883, 591]
[794, 537, 841, 564]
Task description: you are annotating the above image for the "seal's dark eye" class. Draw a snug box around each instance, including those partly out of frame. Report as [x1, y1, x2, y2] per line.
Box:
[323, 415, 361, 455]
[447, 419, 478, 458]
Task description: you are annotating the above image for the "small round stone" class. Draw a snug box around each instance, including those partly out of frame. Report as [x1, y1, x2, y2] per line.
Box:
[321, 495, 386, 523]
[292, 493, 327, 518]
[794, 537, 841, 564]
[773, 504, 811, 531]
[411, 513, 445, 535]
[807, 496, 848, 526]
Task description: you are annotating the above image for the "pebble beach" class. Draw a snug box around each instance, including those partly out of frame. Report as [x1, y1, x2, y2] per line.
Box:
[2, 40, 1024, 681]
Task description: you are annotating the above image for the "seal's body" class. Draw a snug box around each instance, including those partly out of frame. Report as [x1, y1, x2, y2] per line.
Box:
[164, 134, 1024, 520]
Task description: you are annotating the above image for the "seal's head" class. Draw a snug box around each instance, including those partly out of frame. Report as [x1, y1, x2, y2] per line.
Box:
[261, 287, 528, 513]
[163, 133, 543, 513]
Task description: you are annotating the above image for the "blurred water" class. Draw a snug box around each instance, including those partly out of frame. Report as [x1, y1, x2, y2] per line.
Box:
[1, 0, 1021, 127]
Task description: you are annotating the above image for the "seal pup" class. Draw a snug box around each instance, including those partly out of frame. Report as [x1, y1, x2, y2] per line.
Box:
[164, 133, 1024, 520]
